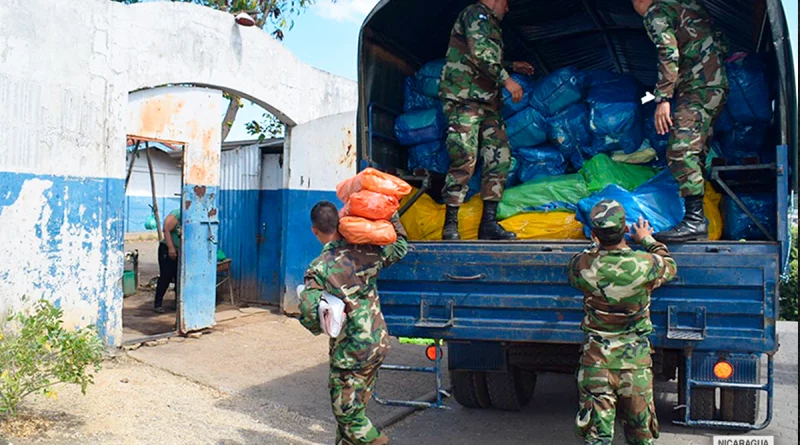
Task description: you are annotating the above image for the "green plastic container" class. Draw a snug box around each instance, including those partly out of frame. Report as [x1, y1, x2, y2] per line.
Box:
[123, 270, 137, 296]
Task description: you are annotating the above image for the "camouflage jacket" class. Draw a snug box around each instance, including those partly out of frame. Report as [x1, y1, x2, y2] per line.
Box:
[568, 235, 677, 369]
[439, 2, 511, 107]
[298, 216, 409, 370]
[643, 0, 728, 100]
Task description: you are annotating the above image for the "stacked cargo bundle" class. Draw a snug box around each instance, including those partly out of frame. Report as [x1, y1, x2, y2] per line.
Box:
[393, 54, 774, 242]
[336, 168, 412, 245]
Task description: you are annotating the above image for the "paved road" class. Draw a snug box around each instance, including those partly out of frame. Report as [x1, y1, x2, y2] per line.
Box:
[386, 322, 798, 445]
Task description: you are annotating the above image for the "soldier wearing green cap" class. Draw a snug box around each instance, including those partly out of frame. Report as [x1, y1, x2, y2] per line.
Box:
[568, 200, 678, 445]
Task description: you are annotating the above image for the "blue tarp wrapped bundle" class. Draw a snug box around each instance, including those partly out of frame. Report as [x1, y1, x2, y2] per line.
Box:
[585, 71, 645, 104]
[547, 103, 591, 170]
[717, 123, 772, 164]
[724, 53, 772, 125]
[512, 146, 567, 184]
[723, 193, 776, 240]
[502, 73, 536, 119]
[394, 108, 447, 146]
[589, 100, 643, 155]
[714, 107, 735, 133]
[576, 170, 684, 239]
[506, 107, 548, 149]
[529, 67, 585, 117]
[408, 140, 450, 174]
[413, 59, 446, 98]
[403, 77, 440, 112]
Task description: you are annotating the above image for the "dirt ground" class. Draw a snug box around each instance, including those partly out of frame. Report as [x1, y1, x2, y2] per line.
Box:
[1, 312, 443, 445]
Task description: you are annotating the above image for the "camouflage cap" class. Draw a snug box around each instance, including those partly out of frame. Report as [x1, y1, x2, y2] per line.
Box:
[590, 200, 626, 239]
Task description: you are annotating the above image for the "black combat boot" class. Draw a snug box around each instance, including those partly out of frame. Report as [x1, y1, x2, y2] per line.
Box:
[478, 201, 517, 240]
[654, 195, 708, 242]
[442, 205, 461, 240]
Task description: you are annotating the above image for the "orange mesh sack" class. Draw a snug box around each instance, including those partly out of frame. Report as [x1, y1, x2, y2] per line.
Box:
[336, 168, 412, 202]
[339, 190, 400, 220]
[338, 216, 397, 246]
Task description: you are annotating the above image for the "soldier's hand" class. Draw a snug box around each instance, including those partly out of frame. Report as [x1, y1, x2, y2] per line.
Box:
[654, 101, 673, 135]
[631, 217, 654, 244]
[512, 61, 535, 76]
[504, 78, 524, 103]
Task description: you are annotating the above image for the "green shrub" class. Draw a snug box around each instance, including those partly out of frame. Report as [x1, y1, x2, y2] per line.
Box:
[0, 300, 104, 418]
[780, 225, 798, 321]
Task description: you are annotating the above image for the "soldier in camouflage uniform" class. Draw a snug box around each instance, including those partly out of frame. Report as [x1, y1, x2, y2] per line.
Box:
[296, 202, 408, 445]
[634, 0, 729, 242]
[568, 200, 678, 445]
[438, 0, 535, 241]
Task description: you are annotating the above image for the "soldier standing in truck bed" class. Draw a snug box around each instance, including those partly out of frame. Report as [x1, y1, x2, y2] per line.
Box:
[438, 0, 536, 241]
[633, 0, 729, 242]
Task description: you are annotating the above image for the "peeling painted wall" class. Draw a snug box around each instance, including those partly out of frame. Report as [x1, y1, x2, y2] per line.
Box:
[0, 0, 357, 346]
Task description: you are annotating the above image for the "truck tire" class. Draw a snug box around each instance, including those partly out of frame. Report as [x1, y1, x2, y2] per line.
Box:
[720, 388, 758, 424]
[450, 370, 492, 409]
[678, 359, 715, 421]
[486, 366, 535, 411]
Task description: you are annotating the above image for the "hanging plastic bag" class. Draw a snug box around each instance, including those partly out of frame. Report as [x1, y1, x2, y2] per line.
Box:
[336, 168, 412, 202]
[502, 73, 536, 119]
[399, 189, 483, 240]
[580, 154, 658, 194]
[339, 190, 400, 221]
[576, 170, 684, 239]
[408, 140, 450, 174]
[497, 173, 590, 220]
[499, 212, 586, 240]
[529, 67, 585, 117]
[338, 216, 397, 246]
[513, 146, 567, 183]
[546, 103, 591, 170]
[506, 107, 548, 149]
[144, 214, 158, 230]
[394, 108, 447, 146]
[704, 182, 723, 241]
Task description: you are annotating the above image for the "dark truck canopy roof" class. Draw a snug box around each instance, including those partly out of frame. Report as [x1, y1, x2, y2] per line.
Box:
[357, 0, 796, 191]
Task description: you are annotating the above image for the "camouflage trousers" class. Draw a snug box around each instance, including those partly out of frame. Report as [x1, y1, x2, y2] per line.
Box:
[667, 87, 727, 197]
[330, 361, 389, 445]
[575, 366, 659, 445]
[442, 100, 512, 206]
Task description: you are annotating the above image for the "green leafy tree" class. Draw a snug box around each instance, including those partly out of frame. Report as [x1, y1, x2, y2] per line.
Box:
[780, 225, 798, 321]
[245, 112, 285, 140]
[0, 300, 104, 418]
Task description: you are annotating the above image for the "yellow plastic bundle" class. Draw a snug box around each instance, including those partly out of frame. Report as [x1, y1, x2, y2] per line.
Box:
[704, 182, 723, 241]
[500, 212, 586, 240]
[399, 189, 483, 240]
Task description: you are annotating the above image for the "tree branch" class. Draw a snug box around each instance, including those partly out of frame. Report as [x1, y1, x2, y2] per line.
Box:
[220, 95, 242, 142]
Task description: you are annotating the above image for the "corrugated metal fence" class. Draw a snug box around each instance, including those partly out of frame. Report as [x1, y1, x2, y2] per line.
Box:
[219, 144, 261, 302]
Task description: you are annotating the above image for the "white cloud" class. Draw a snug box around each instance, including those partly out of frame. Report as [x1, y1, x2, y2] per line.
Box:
[315, 0, 380, 23]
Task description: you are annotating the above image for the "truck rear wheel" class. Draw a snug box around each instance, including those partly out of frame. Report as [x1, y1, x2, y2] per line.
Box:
[486, 366, 536, 411]
[450, 370, 492, 409]
[678, 359, 715, 421]
[720, 388, 758, 424]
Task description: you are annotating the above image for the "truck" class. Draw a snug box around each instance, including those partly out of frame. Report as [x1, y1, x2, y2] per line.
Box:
[356, 0, 797, 430]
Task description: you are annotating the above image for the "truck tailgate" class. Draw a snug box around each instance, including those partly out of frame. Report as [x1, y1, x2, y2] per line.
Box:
[378, 241, 780, 353]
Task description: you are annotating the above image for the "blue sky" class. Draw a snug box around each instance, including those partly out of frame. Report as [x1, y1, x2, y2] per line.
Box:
[225, 0, 799, 141]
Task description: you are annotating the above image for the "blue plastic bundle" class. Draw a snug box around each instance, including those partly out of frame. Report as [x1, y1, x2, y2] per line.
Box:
[506, 107, 548, 149]
[576, 170, 684, 239]
[717, 123, 772, 164]
[502, 73, 536, 119]
[585, 71, 644, 104]
[529, 67, 585, 117]
[547, 103, 591, 170]
[513, 146, 567, 184]
[724, 53, 772, 125]
[408, 140, 450, 174]
[589, 100, 644, 155]
[394, 108, 447, 146]
[404, 77, 440, 112]
[714, 107, 735, 133]
[723, 193, 776, 240]
[414, 59, 446, 98]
